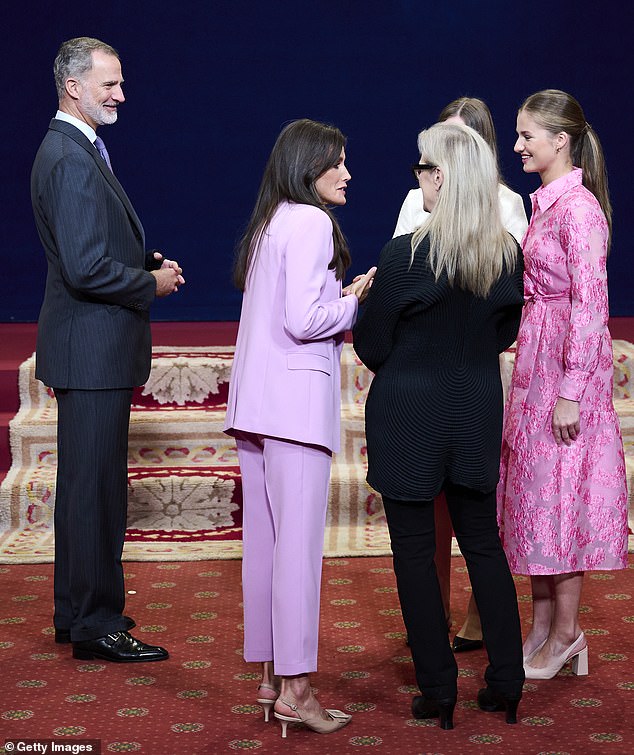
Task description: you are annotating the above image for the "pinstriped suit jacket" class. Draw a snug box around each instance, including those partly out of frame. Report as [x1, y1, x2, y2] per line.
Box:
[31, 118, 158, 389]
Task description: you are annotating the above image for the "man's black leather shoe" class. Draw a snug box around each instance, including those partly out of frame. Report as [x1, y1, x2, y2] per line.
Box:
[55, 616, 136, 644]
[72, 631, 168, 662]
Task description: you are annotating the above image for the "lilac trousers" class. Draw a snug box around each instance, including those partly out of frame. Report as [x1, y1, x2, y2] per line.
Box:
[236, 432, 332, 676]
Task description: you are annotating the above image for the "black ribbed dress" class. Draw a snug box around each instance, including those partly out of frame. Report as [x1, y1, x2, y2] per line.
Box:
[352, 233, 524, 501]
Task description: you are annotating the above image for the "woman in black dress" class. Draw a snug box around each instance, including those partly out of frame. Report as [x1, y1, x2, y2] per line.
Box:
[353, 123, 525, 729]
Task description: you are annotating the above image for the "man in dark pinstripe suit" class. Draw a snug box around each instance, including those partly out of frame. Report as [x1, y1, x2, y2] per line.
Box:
[31, 37, 184, 662]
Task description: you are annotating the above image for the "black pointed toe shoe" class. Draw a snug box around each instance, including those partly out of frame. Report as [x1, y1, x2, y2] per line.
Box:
[72, 631, 168, 662]
[452, 635, 484, 652]
[411, 695, 456, 730]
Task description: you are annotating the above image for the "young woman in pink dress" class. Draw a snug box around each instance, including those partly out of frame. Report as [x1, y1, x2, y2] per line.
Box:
[497, 89, 629, 680]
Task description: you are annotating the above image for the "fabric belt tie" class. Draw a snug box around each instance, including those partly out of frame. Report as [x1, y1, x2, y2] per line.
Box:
[524, 291, 570, 306]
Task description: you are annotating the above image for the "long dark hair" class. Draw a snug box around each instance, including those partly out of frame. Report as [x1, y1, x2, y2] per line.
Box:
[520, 89, 612, 245]
[233, 119, 351, 290]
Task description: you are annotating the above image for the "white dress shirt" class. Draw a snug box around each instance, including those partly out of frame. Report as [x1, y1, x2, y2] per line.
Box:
[55, 109, 98, 145]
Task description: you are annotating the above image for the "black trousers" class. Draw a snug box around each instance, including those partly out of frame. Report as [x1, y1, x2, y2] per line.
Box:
[383, 483, 524, 700]
[54, 388, 133, 641]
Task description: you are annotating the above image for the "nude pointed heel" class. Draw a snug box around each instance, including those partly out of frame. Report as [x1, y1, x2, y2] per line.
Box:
[277, 716, 292, 738]
[273, 698, 351, 737]
[256, 682, 279, 722]
[258, 699, 275, 722]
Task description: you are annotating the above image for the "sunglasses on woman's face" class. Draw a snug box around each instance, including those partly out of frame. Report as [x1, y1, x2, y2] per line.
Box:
[411, 163, 437, 180]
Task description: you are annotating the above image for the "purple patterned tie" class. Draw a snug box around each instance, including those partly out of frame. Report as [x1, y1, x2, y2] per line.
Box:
[94, 136, 113, 171]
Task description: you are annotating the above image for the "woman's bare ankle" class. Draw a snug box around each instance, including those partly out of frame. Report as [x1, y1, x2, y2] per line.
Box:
[262, 663, 283, 690]
[280, 675, 312, 703]
[277, 675, 332, 719]
[523, 630, 548, 657]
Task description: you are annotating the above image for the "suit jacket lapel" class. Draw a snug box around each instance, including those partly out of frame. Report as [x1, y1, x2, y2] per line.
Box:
[48, 119, 145, 244]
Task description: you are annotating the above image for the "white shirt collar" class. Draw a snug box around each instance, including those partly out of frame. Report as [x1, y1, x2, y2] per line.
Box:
[55, 110, 97, 144]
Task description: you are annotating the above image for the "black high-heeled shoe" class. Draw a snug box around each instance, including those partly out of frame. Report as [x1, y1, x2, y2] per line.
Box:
[477, 687, 521, 724]
[411, 695, 456, 730]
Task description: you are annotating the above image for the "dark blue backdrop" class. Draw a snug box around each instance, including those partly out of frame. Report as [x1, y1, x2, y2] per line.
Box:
[3, 1, 632, 321]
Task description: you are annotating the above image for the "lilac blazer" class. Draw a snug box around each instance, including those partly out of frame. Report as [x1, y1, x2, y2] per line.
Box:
[224, 201, 358, 453]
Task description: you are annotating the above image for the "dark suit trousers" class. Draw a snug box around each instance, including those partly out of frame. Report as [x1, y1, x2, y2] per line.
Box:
[382, 483, 524, 700]
[53, 388, 133, 641]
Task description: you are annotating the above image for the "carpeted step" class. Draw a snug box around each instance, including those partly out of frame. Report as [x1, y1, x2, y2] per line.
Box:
[0, 325, 38, 412]
[0, 361, 21, 416]
[2, 343, 633, 562]
[0, 467, 384, 561]
[0, 411, 13, 476]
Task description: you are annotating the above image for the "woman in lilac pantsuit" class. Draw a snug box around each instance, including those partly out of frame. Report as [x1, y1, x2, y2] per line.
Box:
[498, 90, 628, 681]
[224, 119, 375, 737]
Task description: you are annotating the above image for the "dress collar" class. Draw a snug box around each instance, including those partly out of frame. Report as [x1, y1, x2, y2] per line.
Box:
[530, 167, 583, 213]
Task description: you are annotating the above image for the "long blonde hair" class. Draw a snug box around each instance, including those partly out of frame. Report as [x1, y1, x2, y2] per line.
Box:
[411, 123, 517, 298]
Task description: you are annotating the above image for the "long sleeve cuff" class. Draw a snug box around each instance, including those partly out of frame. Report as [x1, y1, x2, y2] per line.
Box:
[559, 371, 589, 402]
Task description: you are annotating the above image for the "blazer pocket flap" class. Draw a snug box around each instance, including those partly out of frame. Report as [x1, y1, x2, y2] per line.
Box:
[287, 352, 332, 375]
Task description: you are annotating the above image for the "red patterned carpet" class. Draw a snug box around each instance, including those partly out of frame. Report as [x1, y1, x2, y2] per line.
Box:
[2, 554, 633, 754]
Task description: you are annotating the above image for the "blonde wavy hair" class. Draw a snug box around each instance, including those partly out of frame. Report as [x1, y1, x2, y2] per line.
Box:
[411, 123, 517, 298]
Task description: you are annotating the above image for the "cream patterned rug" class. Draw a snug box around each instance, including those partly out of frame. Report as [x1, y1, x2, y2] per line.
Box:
[1, 343, 633, 563]
[0, 346, 390, 562]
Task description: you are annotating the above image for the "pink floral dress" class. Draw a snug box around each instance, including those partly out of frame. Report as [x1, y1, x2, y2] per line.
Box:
[497, 168, 628, 575]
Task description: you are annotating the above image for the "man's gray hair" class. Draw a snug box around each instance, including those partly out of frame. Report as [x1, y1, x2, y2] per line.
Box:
[53, 37, 119, 100]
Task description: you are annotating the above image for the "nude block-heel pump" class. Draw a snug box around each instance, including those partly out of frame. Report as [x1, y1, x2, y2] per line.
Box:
[571, 645, 588, 676]
[524, 632, 588, 680]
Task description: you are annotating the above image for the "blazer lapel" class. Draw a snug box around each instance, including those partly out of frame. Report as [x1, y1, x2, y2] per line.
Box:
[48, 119, 145, 243]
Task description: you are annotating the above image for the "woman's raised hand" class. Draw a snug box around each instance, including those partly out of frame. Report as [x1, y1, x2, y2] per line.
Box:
[343, 266, 377, 303]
